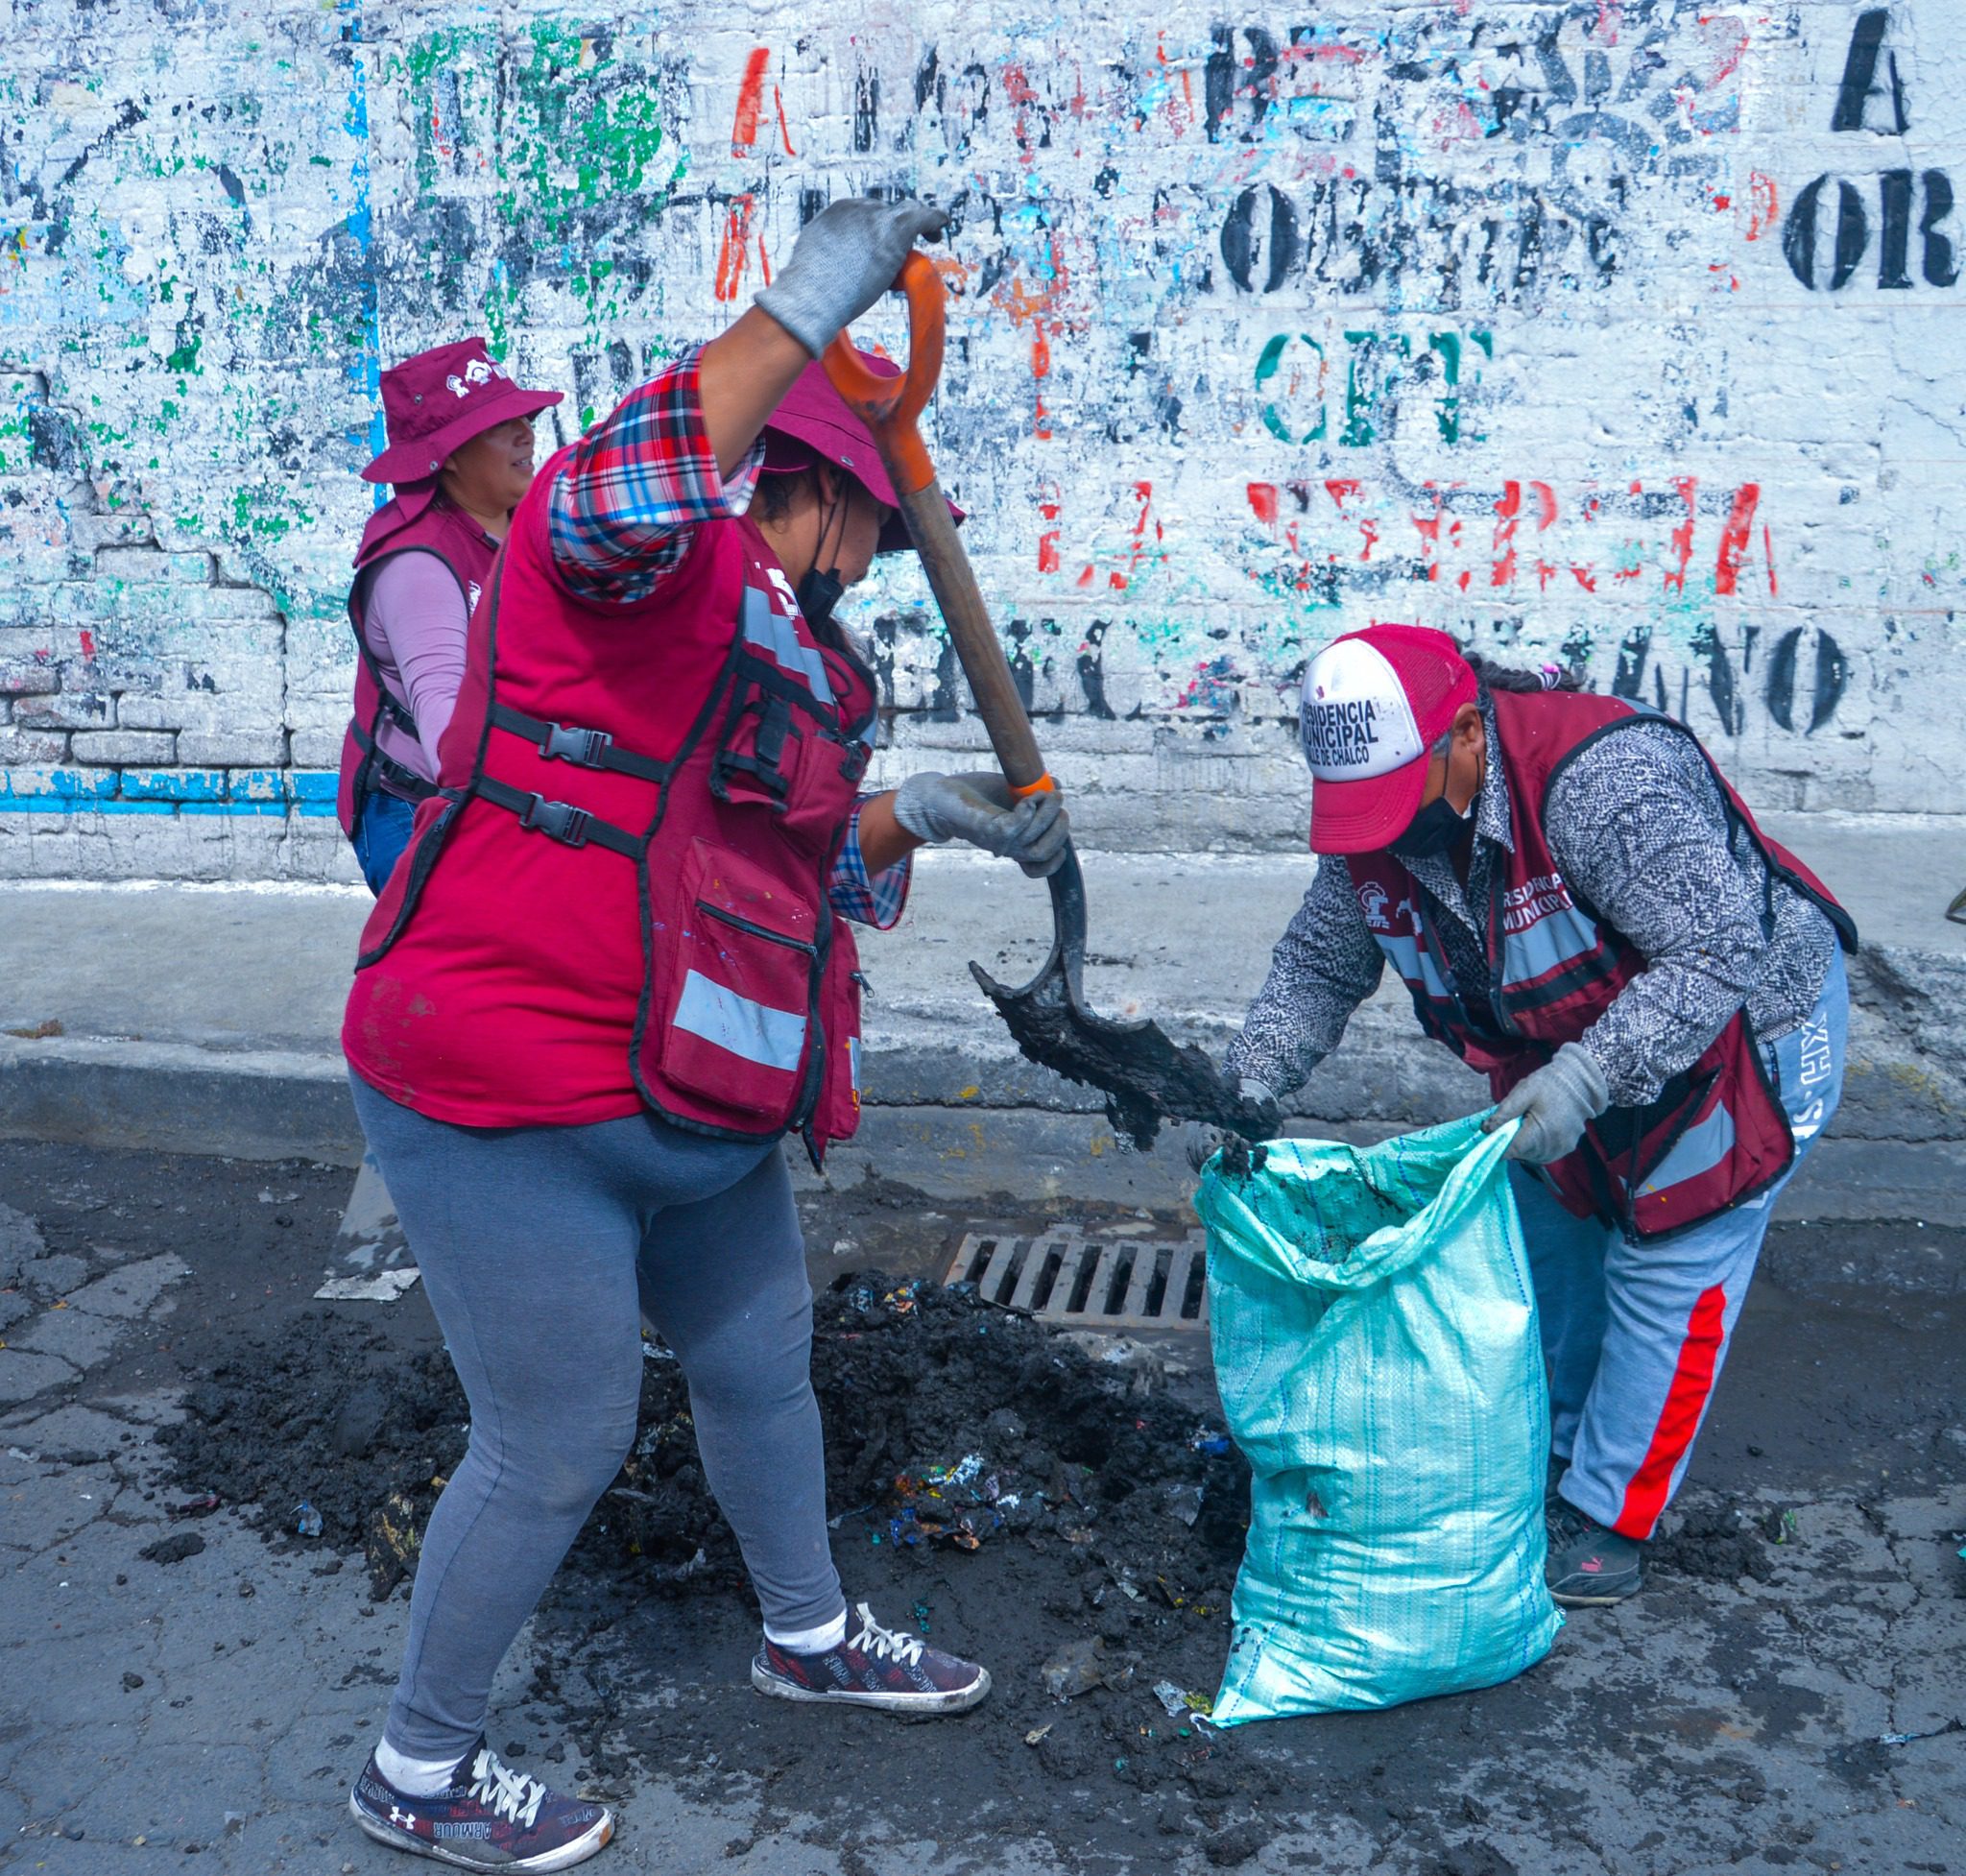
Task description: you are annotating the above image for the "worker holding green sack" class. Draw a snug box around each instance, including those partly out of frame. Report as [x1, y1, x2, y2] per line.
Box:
[1193, 623, 1855, 1608]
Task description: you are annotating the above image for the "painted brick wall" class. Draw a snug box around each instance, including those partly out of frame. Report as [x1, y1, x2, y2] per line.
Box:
[2, 0, 1958, 879]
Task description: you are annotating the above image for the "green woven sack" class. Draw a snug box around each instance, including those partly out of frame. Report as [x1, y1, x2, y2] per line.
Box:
[1194, 1114, 1562, 1723]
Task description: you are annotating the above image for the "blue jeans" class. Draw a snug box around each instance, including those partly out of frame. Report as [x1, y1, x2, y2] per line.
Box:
[350, 788, 418, 898]
[1516, 949, 1848, 1539]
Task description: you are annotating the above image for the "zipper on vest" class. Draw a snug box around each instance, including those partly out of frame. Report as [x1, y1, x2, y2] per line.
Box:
[696, 900, 818, 955]
[791, 912, 831, 1145]
[1485, 864, 1519, 1040]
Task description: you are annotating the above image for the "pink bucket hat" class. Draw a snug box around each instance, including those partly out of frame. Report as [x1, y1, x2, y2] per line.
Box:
[760, 355, 962, 555]
[362, 337, 563, 485]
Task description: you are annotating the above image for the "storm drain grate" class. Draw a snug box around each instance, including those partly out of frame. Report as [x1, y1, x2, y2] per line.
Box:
[943, 1229, 1211, 1331]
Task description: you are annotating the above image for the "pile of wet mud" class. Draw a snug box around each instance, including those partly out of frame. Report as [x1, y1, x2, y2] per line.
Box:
[150, 1262, 1815, 1868]
[159, 1272, 1250, 1603]
[159, 1272, 1319, 1860]
[1649, 1499, 1779, 1584]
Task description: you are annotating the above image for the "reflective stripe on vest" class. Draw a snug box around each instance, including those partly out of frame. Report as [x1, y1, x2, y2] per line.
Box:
[673, 968, 809, 1073]
[1498, 896, 1602, 992]
[740, 589, 834, 705]
[1379, 926, 1453, 1001]
[1634, 1100, 1738, 1199]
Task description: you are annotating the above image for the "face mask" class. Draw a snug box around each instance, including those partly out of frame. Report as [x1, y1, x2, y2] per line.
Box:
[1392, 792, 1474, 859]
[795, 565, 845, 631]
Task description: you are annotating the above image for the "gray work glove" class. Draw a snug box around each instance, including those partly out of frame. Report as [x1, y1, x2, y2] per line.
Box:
[1183, 1079, 1282, 1173]
[755, 196, 948, 358]
[1483, 1042, 1610, 1164]
[892, 771, 1070, 878]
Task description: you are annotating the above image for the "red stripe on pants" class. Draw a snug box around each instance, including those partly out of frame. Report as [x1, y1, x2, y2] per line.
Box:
[1615, 1283, 1728, 1540]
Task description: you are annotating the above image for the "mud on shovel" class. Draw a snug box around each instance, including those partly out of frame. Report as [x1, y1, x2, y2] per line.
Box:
[823, 255, 1268, 1148]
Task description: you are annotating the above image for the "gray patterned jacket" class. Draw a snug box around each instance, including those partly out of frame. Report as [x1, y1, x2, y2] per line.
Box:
[1225, 697, 1840, 1109]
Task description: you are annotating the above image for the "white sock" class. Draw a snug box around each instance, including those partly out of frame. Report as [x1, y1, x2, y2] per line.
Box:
[765, 1608, 848, 1654]
[375, 1737, 468, 1798]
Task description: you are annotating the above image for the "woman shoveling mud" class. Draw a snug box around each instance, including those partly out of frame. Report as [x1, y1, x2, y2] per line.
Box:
[1190, 624, 1856, 1612]
[338, 197, 1068, 1871]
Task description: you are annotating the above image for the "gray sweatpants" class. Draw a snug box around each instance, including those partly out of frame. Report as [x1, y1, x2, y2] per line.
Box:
[349, 1074, 846, 1763]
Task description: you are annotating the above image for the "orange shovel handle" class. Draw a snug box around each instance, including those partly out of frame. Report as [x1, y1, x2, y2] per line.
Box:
[821, 252, 945, 498]
[821, 251, 1056, 800]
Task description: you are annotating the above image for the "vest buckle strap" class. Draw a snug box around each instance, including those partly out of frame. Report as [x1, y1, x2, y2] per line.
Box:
[518, 793, 591, 848]
[540, 720, 613, 768]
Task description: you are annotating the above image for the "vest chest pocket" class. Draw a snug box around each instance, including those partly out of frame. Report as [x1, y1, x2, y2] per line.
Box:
[647, 838, 819, 1123]
[710, 676, 867, 855]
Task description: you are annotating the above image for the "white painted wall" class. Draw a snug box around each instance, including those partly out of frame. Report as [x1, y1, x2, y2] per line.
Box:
[1, 0, 1959, 878]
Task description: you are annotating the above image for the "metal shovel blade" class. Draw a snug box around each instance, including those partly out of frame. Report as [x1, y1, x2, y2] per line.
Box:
[969, 847, 1273, 1149]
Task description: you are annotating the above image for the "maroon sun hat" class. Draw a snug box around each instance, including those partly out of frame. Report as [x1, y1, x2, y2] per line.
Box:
[759, 355, 962, 555]
[362, 337, 563, 485]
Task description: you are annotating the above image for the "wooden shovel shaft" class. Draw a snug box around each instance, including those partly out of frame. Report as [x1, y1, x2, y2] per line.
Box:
[894, 478, 1051, 795]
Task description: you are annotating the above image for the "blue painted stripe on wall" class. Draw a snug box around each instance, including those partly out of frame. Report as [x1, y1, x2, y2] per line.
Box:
[0, 768, 345, 817]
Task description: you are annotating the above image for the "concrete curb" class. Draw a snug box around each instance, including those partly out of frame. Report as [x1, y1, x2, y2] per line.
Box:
[4, 1035, 1963, 1225]
[0, 1035, 356, 1166]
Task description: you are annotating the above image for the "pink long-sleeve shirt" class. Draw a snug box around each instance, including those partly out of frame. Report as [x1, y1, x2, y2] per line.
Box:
[356, 549, 474, 785]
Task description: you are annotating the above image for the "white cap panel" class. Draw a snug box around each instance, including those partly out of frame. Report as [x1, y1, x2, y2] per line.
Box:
[1299, 639, 1426, 781]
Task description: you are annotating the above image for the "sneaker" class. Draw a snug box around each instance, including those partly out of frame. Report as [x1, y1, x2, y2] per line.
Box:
[349, 1739, 613, 1871]
[1546, 1501, 1646, 1607]
[751, 1600, 992, 1714]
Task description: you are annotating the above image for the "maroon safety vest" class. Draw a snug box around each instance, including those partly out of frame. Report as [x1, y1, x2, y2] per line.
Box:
[1347, 691, 1857, 1239]
[337, 487, 500, 837]
[352, 444, 875, 1160]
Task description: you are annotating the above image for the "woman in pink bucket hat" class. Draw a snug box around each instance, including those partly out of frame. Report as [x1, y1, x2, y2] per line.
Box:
[337, 339, 563, 893]
[338, 198, 1068, 1870]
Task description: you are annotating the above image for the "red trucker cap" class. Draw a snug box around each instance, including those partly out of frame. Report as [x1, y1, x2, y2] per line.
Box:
[1300, 624, 1476, 854]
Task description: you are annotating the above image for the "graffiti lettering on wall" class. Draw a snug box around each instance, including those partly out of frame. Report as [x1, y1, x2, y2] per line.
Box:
[1779, 8, 1958, 291]
[1613, 624, 1849, 738]
[2, 0, 1946, 865]
[1211, 3, 1750, 312]
[1252, 326, 1490, 447]
[1240, 474, 1775, 608]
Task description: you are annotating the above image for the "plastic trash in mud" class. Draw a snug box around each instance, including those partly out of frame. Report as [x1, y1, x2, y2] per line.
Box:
[1876, 1720, 1963, 1746]
[848, 1278, 923, 1315]
[1152, 1680, 1215, 1721]
[885, 1451, 1024, 1551]
[364, 1489, 423, 1599]
[1162, 1481, 1203, 1527]
[313, 1269, 421, 1303]
[295, 1502, 323, 1539]
[1041, 1636, 1139, 1699]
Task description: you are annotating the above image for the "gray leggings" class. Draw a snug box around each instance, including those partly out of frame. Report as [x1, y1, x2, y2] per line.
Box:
[349, 1074, 845, 1763]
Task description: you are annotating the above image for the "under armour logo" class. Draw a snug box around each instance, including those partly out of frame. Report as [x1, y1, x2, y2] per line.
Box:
[444, 356, 513, 399]
[388, 1806, 416, 1827]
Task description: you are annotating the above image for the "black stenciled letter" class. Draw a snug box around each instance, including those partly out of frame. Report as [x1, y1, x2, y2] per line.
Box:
[1783, 176, 1870, 289]
[1879, 169, 1914, 287]
[1832, 8, 1909, 134]
[1921, 169, 1959, 286]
